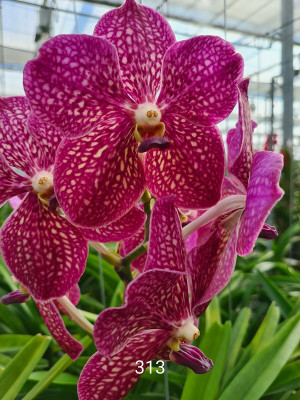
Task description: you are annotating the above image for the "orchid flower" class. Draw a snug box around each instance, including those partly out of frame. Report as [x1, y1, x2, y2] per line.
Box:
[182, 78, 284, 257]
[77, 196, 242, 400]
[0, 96, 145, 358]
[24, 0, 244, 229]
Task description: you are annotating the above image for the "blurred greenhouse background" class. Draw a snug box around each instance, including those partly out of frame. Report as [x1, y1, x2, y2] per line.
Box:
[0, 1, 299, 399]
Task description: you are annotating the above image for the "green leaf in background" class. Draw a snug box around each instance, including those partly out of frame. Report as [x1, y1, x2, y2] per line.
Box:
[0, 334, 32, 353]
[256, 270, 293, 317]
[266, 360, 300, 395]
[21, 335, 92, 400]
[249, 301, 280, 355]
[218, 312, 300, 400]
[205, 297, 221, 331]
[223, 302, 280, 387]
[222, 307, 251, 384]
[0, 334, 51, 400]
[180, 321, 231, 400]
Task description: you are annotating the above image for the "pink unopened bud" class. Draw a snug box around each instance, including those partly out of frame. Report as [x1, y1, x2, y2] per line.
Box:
[1, 290, 31, 305]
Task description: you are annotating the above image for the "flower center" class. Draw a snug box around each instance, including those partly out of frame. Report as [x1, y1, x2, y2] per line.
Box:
[134, 103, 165, 143]
[31, 171, 54, 194]
[135, 103, 161, 126]
[167, 318, 200, 352]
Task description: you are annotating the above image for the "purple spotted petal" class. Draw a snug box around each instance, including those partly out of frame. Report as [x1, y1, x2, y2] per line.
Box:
[0, 193, 88, 301]
[169, 343, 213, 374]
[222, 176, 245, 198]
[0, 97, 42, 176]
[146, 119, 225, 209]
[1, 290, 31, 305]
[24, 35, 132, 138]
[94, 0, 176, 104]
[187, 214, 239, 318]
[27, 112, 62, 168]
[120, 225, 146, 273]
[0, 155, 30, 207]
[54, 124, 146, 228]
[258, 223, 278, 239]
[145, 196, 186, 272]
[81, 205, 145, 242]
[237, 151, 284, 255]
[36, 301, 83, 360]
[78, 330, 170, 400]
[125, 269, 190, 323]
[157, 36, 244, 126]
[185, 231, 198, 252]
[94, 302, 172, 356]
[227, 78, 255, 189]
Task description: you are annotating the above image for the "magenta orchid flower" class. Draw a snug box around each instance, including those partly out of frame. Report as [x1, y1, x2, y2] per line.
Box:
[23, 0, 244, 229]
[0, 96, 145, 358]
[183, 78, 284, 259]
[77, 196, 243, 400]
[0, 97, 145, 300]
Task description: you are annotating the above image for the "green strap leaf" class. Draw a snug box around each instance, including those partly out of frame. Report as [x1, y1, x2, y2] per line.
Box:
[266, 360, 300, 394]
[205, 297, 221, 332]
[22, 335, 92, 400]
[218, 313, 300, 400]
[222, 307, 251, 384]
[256, 270, 293, 317]
[180, 321, 231, 400]
[0, 334, 51, 400]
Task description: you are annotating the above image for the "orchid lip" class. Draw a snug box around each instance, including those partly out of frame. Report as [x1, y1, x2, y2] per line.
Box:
[1, 290, 31, 305]
[138, 137, 170, 153]
[169, 343, 213, 374]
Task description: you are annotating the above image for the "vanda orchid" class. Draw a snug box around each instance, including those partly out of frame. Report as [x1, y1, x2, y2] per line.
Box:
[0, 0, 290, 399]
[0, 96, 145, 358]
[78, 196, 243, 400]
[23, 0, 244, 228]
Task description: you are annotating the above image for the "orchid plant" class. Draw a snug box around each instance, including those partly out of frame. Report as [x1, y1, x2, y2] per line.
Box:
[0, 0, 287, 399]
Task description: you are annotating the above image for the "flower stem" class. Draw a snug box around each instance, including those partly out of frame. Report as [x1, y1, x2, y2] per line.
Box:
[57, 296, 94, 336]
[91, 242, 121, 265]
[182, 194, 246, 239]
[141, 190, 152, 242]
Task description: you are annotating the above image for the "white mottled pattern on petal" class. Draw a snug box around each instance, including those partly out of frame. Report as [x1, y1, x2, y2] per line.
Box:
[146, 117, 224, 209]
[227, 79, 255, 189]
[145, 196, 186, 272]
[81, 205, 145, 242]
[120, 225, 146, 273]
[37, 301, 83, 360]
[24, 35, 133, 138]
[0, 155, 30, 207]
[125, 269, 190, 323]
[94, 302, 172, 356]
[221, 176, 245, 198]
[78, 330, 170, 400]
[158, 36, 244, 126]
[187, 216, 239, 318]
[94, 0, 176, 104]
[237, 151, 284, 255]
[27, 112, 63, 168]
[0, 193, 88, 301]
[0, 97, 43, 176]
[54, 122, 146, 227]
